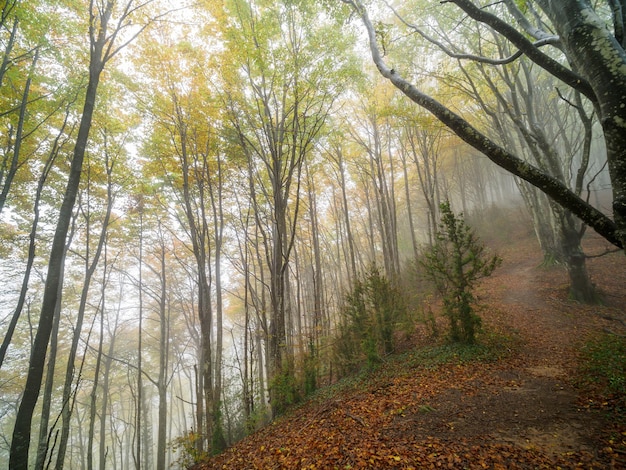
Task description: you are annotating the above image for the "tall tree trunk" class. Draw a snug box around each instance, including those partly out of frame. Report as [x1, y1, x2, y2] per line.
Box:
[193, 363, 204, 455]
[87, 246, 108, 470]
[99, 291, 121, 470]
[155, 229, 169, 470]
[399, 143, 419, 261]
[9, 2, 135, 465]
[55, 162, 113, 470]
[10, 50, 102, 470]
[34, 266, 65, 470]
[306, 162, 325, 365]
[135, 208, 143, 470]
[209, 154, 225, 453]
[335, 147, 358, 283]
[0, 107, 69, 370]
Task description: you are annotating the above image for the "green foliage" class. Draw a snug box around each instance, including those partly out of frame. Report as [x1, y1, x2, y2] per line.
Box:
[211, 404, 227, 455]
[421, 201, 501, 344]
[334, 266, 407, 376]
[244, 404, 270, 435]
[269, 368, 300, 417]
[400, 328, 518, 370]
[579, 334, 626, 396]
[303, 341, 318, 396]
[169, 430, 210, 468]
[311, 325, 518, 408]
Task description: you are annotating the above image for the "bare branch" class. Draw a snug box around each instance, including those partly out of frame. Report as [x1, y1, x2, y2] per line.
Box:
[503, 0, 558, 43]
[383, 0, 558, 65]
[443, 0, 597, 104]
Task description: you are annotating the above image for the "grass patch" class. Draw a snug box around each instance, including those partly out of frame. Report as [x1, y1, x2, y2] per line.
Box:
[394, 327, 519, 371]
[579, 333, 626, 397]
[297, 328, 519, 413]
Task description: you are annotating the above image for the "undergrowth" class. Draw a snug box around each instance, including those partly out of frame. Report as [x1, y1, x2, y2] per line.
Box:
[578, 333, 626, 399]
[308, 327, 518, 406]
[399, 328, 519, 370]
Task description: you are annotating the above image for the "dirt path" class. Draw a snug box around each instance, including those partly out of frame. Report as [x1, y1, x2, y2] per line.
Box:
[468, 234, 626, 459]
[422, 239, 601, 456]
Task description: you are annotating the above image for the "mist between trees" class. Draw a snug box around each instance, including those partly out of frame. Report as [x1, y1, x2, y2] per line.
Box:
[0, 0, 619, 468]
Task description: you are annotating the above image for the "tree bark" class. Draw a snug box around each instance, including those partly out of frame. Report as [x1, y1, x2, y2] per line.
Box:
[155, 230, 168, 470]
[33, 265, 65, 470]
[533, 0, 626, 249]
[208, 152, 225, 453]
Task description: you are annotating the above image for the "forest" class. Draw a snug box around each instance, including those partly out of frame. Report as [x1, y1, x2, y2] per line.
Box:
[0, 1, 624, 469]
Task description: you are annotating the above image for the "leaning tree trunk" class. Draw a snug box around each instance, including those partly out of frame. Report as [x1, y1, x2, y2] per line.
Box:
[34, 269, 64, 470]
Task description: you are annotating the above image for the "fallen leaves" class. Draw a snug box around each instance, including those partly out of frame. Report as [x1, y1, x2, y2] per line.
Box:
[194, 357, 611, 469]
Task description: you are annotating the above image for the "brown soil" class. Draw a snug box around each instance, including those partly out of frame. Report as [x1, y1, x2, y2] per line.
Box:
[196, 231, 626, 469]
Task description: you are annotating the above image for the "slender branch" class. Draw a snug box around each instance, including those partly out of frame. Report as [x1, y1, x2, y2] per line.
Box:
[383, 0, 559, 66]
[443, 0, 597, 103]
[503, 0, 557, 42]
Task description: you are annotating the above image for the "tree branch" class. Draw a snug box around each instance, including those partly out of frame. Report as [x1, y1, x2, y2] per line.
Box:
[383, 0, 558, 66]
[503, 0, 557, 43]
[443, 0, 597, 104]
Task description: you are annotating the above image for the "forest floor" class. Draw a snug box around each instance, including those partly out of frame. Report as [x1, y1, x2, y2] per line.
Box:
[194, 230, 626, 469]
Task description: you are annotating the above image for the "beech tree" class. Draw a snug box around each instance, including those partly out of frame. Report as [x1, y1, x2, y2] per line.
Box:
[347, 88, 401, 278]
[341, 0, 626, 252]
[397, 115, 444, 247]
[434, 23, 600, 300]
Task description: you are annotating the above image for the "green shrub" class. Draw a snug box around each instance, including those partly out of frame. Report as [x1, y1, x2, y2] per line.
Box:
[334, 266, 407, 375]
[169, 430, 210, 467]
[269, 368, 299, 416]
[421, 201, 501, 344]
[211, 404, 227, 454]
[303, 340, 318, 396]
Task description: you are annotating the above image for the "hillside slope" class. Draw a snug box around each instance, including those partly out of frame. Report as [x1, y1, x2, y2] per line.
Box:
[194, 233, 626, 469]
